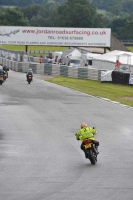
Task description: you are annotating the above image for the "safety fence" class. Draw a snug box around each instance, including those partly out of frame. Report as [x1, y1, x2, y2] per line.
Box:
[0, 48, 49, 63]
[0, 57, 104, 81]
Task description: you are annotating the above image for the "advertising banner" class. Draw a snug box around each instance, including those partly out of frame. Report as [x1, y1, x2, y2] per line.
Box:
[0, 26, 111, 47]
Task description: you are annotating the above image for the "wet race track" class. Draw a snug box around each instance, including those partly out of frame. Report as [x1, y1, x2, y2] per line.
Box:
[0, 70, 133, 200]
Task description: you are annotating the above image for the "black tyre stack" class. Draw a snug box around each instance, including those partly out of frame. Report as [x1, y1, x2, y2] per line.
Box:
[112, 71, 130, 85]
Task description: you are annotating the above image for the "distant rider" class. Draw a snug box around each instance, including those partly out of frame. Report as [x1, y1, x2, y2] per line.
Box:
[0, 68, 4, 79]
[26, 68, 33, 81]
[75, 122, 99, 158]
[3, 65, 9, 72]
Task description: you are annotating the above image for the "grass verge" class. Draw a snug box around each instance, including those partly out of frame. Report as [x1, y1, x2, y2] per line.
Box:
[1, 45, 68, 51]
[47, 76, 133, 107]
[127, 46, 133, 52]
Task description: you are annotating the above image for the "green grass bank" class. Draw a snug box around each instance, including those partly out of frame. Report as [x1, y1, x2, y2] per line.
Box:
[47, 76, 133, 107]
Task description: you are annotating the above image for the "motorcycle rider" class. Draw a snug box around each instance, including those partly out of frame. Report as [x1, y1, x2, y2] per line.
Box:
[3, 65, 9, 78]
[0, 68, 4, 78]
[3, 65, 9, 72]
[26, 68, 33, 81]
[75, 122, 99, 158]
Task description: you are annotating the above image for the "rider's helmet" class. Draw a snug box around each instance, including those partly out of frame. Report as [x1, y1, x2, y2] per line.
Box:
[81, 122, 87, 128]
[29, 68, 32, 71]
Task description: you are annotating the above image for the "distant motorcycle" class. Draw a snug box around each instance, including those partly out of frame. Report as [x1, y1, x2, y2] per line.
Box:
[0, 69, 5, 85]
[27, 74, 32, 84]
[4, 71, 8, 79]
[0, 74, 4, 85]
[83, 139, 98, 165]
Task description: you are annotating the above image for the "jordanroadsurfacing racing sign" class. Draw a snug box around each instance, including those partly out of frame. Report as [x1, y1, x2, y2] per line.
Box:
[0, 26, 111, 47]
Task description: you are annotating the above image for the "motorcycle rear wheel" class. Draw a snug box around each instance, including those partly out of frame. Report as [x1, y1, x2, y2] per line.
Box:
[87, 149, 97, 165]
[27, 79, 31, 84]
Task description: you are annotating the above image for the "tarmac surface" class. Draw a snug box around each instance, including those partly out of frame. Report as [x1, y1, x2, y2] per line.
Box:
[33, 73, 55, 80]
[1, 70, 133, 200]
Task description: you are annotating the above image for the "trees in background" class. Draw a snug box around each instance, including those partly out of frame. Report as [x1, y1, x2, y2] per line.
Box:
[29, 5, 58, 27]
[56, 0, 104, 27]
[0, 0, 33, 6]
[0, 0, 132, 16]
[122, 18, 133, 40]
[19, 4, 45, 21]
[92, 0, 123, 15]
[0, 7, 29, 26]
[107, 18, 126, 39]
[107, 15, 133, 40]
[122, 0, 133, 13]
[19, 4, 59, 27]
[0, 0, 65, 6]
[0, 0, 133, 40]
[18, 0, 104, 28]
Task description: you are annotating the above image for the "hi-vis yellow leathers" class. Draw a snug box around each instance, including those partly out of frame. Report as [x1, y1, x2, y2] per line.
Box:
[76, 127, 97, 141]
